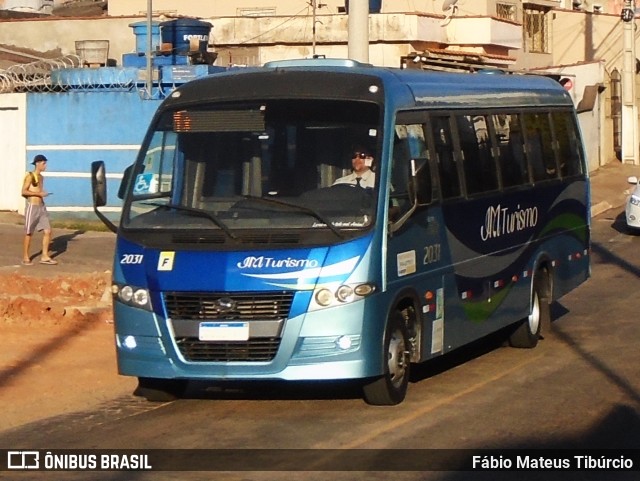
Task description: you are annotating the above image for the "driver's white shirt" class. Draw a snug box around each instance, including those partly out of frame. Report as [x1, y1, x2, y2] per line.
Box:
[332, 170, 375, 188]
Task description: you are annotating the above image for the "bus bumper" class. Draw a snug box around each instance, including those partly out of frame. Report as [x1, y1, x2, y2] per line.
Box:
[113, 301, 382, 381]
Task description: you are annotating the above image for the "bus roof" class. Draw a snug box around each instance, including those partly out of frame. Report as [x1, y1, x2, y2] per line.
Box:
[166, 58, 573, 111]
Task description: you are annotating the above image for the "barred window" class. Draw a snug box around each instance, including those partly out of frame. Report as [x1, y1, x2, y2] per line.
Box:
[496, 3, 517, 21]
[524, 7, 549, 53]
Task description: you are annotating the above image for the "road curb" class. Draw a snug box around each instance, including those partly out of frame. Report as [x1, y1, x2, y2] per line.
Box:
[591, 200, 613, 218]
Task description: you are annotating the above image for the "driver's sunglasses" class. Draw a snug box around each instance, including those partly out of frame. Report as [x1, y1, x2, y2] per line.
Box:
[353, 152, 369, 159]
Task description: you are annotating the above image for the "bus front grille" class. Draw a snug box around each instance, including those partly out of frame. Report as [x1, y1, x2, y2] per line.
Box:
[164, 291, 293, 321]
[175, 337, 281, 362]
[165, 291, 292, 362]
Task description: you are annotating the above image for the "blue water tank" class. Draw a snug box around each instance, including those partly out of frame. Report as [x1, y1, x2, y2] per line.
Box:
[129, 21, 161, 54]
[160, 19, 213, 55]
[344, 0, 382, 13]
[369, 0, 381, 13]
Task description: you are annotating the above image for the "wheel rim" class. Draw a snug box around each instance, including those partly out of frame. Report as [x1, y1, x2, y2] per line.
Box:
[387, 328, 408, 388]
[528, 290, 541, 335]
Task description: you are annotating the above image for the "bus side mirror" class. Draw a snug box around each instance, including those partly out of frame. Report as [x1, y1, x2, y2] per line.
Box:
[91, 160, 118, 234]
[91, 160, 107, 207]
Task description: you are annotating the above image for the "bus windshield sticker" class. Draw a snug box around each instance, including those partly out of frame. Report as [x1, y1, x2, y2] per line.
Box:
[397, 251, 416, 277]
[133, 173, 155, 195]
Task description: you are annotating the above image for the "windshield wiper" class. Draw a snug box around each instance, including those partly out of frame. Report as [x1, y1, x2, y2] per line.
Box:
[141, 202, 237, 240]
[241, 195, 345, 239]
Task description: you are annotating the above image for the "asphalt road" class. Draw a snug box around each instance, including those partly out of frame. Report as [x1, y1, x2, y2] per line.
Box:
[1, 207, 640, 481]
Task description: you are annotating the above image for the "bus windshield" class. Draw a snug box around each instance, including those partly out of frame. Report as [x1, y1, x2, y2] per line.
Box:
[123, 99, 381, 238]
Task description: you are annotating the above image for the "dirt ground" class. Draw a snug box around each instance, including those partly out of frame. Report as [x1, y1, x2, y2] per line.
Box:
[0, 271, 137, 431]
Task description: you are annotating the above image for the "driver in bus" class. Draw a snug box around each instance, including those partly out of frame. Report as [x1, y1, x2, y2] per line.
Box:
[333, 147, 376, 188]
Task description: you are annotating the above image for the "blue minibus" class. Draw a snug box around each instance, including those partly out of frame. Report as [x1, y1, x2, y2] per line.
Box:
[92, 58, 590, 405]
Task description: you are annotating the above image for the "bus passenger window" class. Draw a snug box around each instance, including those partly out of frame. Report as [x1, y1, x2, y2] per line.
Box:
[391, 123, 429, 214]
[430, 116, 460, 199]
[552, 111, 584, 177]
[523, 112, 558, 182]
[456, 115, 498, 196]
[492, 114, 528, 188]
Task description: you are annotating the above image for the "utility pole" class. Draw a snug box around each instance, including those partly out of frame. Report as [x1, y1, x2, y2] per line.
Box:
[146, 0, 153, 97]
[311, 0, 326, 56]
[347, 0, 369, 63]
[621, 0, 639, 164]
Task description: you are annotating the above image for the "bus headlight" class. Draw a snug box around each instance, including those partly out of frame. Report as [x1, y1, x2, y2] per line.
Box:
[132, 289, 149, 307]
[113, 283, 152, 311]
[120, 285, 134, 303]
[315, 288, 334, 307]
[336, 285, 354, 303]
[354, 284, 375, 297]
[311, 283, 376, 310]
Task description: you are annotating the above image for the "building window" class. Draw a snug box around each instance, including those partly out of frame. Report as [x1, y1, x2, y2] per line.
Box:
[214, 47, 261, 67]
[237, 7, 276, 16]
[496, 3, 517, 21]
[524, 6, 549, 53]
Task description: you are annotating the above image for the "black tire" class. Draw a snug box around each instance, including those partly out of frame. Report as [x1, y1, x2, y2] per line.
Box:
[363, 311, 411, 405]
[134, 377, 188, 402]
[509, 276, 548, 348]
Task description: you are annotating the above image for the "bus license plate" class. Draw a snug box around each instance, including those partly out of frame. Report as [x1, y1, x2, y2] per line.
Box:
[199, 321, 249, 341]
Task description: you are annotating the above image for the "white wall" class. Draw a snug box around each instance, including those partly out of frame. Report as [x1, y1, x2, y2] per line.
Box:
[545, 61, 607, 170]
[0, 93, 27, 212]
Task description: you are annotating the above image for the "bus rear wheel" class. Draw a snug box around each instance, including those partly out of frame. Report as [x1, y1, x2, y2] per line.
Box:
[363, 311, 411, 405]
[134, 377, 188, 402]
[509, 276, 548, 348]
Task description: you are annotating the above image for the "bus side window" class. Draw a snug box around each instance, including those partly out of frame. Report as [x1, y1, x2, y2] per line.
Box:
[391, 123, 429, 216]
[456, 114, 498, 196]
[551, 111, 584, 177]
[523, 112, 559, 182]
[391, 131, 411, 212]
[430, 116, 460, 199]
[492, 113, 529, 188]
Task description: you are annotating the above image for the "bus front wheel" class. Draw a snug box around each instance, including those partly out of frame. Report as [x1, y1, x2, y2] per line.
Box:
[134, 377, 188, 402]
[509, 276, 548, 348]
[363, 311, 411, 406]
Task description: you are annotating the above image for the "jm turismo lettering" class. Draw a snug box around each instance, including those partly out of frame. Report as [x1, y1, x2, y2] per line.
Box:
[480, 203, 538, 241]
[237, 256, 319, 269]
